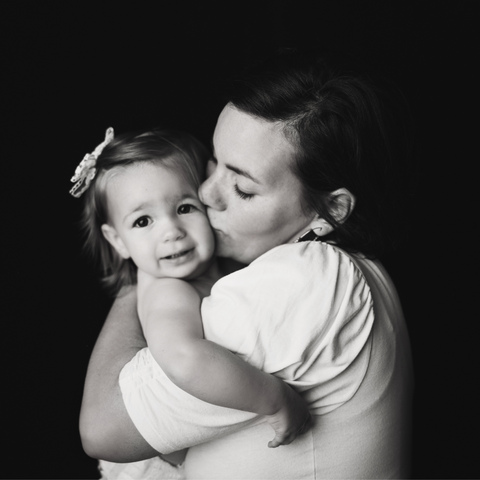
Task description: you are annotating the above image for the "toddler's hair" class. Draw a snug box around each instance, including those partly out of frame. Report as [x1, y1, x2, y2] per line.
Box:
[80, 128, 210, 294]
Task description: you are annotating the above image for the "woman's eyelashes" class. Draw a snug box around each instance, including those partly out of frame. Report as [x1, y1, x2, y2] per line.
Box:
[234, 184, 254, 200]
[208, 156, 254, 200]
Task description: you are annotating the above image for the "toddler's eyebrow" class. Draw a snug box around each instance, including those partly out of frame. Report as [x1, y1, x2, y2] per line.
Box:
[123, 202, 151, 223]
[128, 202, 151, 215]
[122, 193, 198, 223]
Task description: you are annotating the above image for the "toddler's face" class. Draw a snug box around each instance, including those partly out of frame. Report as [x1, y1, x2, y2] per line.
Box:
[102, 162, 215, 280]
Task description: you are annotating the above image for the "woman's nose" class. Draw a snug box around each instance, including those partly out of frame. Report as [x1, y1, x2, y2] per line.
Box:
[199, 173, 226, 211]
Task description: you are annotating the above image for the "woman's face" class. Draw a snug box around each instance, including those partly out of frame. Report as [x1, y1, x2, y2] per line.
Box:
[199, 104, 317, 264]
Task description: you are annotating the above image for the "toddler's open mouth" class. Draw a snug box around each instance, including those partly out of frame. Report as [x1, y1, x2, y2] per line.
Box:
[162, 248, 193, 260]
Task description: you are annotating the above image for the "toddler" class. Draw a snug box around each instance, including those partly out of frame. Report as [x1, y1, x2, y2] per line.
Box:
[72, 128, 311, 477]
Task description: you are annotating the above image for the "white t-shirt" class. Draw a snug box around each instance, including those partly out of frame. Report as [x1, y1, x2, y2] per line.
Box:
[120, 241, 413, 479]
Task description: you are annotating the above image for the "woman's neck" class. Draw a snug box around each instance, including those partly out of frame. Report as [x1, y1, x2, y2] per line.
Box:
[217, 257, 247, 276]
[188, 259, 223, 300]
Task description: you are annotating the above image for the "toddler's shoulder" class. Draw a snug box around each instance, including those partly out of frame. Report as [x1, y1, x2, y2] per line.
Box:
[145, 277, 197, 296]
[140, 277, 199, 312]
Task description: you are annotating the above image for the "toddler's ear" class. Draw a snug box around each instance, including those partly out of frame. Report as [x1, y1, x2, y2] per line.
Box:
[101, 224, 131, 259]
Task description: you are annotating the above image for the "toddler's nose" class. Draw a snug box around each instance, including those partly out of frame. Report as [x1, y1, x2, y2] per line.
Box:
[162, 223, 186, 242]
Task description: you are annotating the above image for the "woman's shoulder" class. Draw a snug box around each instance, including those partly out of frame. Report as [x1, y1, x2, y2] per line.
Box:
[253, 241, 362, 275]
[255, 240, 348, 259]
[217, 241, 368, 298]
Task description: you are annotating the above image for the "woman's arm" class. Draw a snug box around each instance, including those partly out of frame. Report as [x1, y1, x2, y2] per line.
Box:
[79, 286, 159, 461]
[143, 278, 312, 447]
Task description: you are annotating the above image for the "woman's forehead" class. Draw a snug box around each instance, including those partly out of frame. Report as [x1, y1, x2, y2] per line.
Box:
[213, 105, 296, 185]
[214, 105, 286, 149]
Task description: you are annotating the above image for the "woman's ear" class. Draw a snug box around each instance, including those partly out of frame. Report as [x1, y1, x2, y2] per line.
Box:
[328, 188, 356, 224]
[101, 224, 131, 259]
[308, 188, 356, 237]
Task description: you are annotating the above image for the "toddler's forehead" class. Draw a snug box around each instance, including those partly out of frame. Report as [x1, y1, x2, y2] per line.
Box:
[107, 162, 198, 202]
[107, 160, 195, 185]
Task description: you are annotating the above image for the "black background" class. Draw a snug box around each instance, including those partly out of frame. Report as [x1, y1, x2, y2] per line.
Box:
[4, 1, 477, 478]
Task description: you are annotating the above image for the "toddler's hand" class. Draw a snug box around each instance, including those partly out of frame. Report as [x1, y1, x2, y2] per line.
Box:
[265, 384, 313, 448]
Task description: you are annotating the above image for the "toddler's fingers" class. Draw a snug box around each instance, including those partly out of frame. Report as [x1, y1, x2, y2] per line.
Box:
[268, 437, 290, 448]
[267, 430, 298, 448]
[298, 413, 313, 435]
[268, 430, 291, 448]
[268, 438, 281, 448]
[268, 414, 313, 448]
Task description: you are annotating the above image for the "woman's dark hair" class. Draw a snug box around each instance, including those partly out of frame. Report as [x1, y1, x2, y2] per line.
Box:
[80, 128, 209, 294]
[226, 49, 414, 258]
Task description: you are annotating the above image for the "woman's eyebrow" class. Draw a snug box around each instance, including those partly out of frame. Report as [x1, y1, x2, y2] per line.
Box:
[225, 164, 260, 184]
[211, 147, 260, 184]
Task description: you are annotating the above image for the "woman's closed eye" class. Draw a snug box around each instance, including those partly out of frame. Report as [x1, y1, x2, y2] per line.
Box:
[133, 216, 152, 228]
[234, 184, 254, 200]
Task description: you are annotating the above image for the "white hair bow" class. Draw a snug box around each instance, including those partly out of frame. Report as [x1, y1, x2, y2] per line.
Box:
[70, 127, 114, 198]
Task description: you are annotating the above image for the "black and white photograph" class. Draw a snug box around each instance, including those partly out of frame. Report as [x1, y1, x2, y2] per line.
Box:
[4, 2, 477, 478]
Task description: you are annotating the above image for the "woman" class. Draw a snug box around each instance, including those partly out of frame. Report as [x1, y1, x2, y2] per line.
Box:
[80, 49, 414, 479]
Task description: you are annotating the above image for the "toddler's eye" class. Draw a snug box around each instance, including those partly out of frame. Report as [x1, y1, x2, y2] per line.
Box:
[178, 204, 194, 215]
[133, 216, 151, 228]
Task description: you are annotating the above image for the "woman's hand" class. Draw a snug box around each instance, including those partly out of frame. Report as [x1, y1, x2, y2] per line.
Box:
[265, 384, 313, 448]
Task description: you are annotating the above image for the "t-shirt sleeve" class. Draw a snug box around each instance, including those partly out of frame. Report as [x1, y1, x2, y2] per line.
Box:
[202, 242, 374, 414]
[119, 347, 258, 454]
[120, 242, 374, 453]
